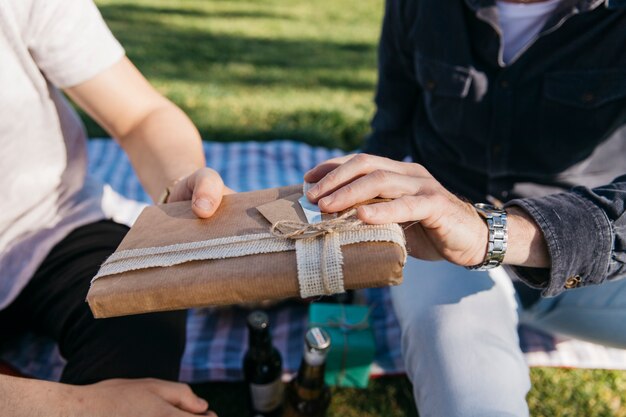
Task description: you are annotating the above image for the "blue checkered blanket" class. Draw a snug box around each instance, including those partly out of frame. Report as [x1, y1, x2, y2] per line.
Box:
[2, 139, 626, 381]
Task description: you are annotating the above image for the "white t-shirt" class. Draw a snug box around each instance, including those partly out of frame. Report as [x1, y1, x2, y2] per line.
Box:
[0, 0, 125, 309]
[497, 0, 562, 64]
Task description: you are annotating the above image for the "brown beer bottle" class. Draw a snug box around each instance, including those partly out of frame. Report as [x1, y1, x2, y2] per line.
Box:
[244, 311, 284, 417]
[282, 327, 332, 417]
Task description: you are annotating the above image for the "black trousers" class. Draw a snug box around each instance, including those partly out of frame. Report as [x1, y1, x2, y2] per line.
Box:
[0, 220, 187, 384]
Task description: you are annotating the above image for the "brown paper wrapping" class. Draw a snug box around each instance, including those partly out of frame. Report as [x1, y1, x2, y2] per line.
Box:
[87, 185, 405, 318]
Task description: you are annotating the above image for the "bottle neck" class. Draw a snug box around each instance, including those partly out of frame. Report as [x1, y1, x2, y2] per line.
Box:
[296, 356, 326, 390]
[248, 329, 273, 357]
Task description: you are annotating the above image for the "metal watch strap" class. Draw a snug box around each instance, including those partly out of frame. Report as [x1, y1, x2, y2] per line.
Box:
[466, 203, 507, 271]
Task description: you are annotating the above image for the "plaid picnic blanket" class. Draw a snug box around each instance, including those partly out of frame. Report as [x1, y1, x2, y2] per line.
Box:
[2, 139, 626, 382]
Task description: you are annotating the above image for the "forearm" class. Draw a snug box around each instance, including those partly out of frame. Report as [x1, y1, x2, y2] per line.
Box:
[116, 101, 205, 202]
[0, 375, 78, 417]
[64, 57, 207, 203]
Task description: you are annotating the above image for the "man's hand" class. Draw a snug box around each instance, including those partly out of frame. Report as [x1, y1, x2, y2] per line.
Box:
[167, 168, 235, 219]
[305, 154, 550, 268]
[1, 375, 217, 417]
[72, 379, 216, 417]
[305, 154, 488, 266]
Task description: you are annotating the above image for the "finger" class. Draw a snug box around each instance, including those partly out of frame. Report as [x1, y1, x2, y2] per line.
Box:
[190, 169, 224, 219]
[356, 195, 434, 225]
[148, 380, 210, 415]
[222, 185, 236, 195]
[303, 154, 358, 183]
[317, 170, 421, 213]
[307, 154, 423, 202]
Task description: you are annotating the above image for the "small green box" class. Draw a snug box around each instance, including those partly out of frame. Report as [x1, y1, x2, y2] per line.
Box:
[308, 303, 375, 389]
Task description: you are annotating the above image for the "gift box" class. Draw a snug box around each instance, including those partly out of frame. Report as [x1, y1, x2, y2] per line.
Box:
[87, 185, 406, 318]
[309, 303, 375, 388]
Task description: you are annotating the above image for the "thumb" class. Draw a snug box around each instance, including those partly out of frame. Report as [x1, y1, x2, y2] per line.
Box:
[191, 169, 224, 219]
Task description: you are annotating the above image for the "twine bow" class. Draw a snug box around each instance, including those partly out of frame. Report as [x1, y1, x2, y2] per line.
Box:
[270, 208, 362, 240]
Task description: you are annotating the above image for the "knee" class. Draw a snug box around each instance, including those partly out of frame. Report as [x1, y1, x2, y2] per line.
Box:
[398, 299, 511, 357]
[399, 304, 464, 351]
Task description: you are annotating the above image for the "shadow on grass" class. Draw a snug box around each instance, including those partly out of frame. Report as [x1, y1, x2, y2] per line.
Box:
[100, 3, 294, 20]
[100, 3, 375, 84]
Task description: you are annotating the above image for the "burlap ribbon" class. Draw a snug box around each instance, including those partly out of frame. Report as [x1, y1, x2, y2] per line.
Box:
[92, 208, 406, 299]
[272, 209, 361, 296]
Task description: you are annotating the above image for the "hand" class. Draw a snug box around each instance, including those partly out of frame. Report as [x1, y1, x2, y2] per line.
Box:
[72, 378, 216, 417]
[167, 168, 235, 219]
[304, 154, 488, 266]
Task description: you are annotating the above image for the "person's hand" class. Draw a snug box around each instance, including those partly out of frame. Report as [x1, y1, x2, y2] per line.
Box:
[71, 378, 216, 417]
[304, 154, 488, 266]
[167, 168, 235, 219]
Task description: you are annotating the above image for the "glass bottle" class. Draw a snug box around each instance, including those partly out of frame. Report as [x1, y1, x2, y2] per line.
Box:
[282, 327, 332, 417]
[243, 311, 284, 417]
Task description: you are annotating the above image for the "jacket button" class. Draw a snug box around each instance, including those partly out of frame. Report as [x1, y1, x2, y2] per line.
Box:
[425, 80, 436, 91]
[581, 92, 595, 104]
[564, 275, 581, 289]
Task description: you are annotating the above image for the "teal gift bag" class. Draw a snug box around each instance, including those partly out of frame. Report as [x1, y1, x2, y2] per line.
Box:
[308, 303, 376, 388]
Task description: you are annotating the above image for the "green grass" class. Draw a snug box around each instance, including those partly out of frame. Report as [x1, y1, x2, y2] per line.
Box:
[529, 368, 626, 417]
[92, 1, 626, 415]
[91, 0, 382, 150]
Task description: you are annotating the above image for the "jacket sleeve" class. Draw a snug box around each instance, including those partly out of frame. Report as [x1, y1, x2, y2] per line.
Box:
[506, 174, 626, 297]
[362, 0, 419, 160]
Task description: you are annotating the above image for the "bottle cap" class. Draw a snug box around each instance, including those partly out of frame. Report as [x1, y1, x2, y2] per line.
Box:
[302, 327, 331, 366]
[305, 327, 331, 351]
[247, 311, 269, 331]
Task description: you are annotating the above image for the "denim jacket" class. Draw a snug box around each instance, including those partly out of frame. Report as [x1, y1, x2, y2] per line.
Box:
[363, 0, 626, 296]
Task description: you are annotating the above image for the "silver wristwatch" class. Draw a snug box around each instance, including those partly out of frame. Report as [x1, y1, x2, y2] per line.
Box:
[466, 203, 507, 271]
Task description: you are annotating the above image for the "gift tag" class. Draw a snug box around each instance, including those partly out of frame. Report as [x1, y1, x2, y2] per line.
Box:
[256, 193, 308, 234]
[298, 195, 322, 224]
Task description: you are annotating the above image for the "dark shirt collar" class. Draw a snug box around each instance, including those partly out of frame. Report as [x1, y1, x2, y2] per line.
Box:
[465, 0, 624, 40]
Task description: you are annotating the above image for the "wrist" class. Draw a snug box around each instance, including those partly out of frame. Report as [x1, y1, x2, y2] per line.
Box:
[503, 206, 550, 267]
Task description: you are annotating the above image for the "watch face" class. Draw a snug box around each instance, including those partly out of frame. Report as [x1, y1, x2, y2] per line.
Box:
[474, 203, 505, 217]
[474, 203, 496, 218]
